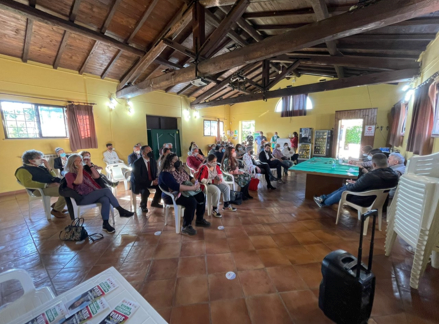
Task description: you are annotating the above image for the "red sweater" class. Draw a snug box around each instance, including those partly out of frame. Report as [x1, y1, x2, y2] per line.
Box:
[195, 164, 223, 191]
[290, 136, 298, 148]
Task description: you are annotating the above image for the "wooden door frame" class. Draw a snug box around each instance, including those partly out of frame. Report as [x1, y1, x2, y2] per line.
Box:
[332, 108, 378, 157]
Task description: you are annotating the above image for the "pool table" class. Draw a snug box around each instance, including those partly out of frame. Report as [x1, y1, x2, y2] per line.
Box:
[289, 157, 359, 200]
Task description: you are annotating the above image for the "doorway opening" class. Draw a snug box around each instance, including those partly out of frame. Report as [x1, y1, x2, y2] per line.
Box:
[240, 120, 255, 143]
[336, 119, 363, 159]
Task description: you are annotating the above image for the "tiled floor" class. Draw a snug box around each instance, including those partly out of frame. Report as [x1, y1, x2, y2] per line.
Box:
[0, 174, 438, 323]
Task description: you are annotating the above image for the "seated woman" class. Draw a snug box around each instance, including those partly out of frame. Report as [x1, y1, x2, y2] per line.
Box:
[221, 147, 252, 200]
[235, 144, 246, 159]
[65, 154, 133, 233]
[189, 141, 205, 156]
[159, 153, 211, 236]
[242, 149, 277, 190]
[195, 154, 237, 217]
[272, 144, 294, 175]
[54, 147, 69, 176]
[79, 151, 118, 188]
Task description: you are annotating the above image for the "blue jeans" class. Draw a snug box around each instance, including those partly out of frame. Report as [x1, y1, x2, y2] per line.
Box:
[322, 185, 347, 206]
[78, 188, 120, 220]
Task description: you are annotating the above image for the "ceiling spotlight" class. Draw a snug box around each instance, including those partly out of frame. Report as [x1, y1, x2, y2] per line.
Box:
[402, 85, 410, 91]
[404, 89, 414, 102]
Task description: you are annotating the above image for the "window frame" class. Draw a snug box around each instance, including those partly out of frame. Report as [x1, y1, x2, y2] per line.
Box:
[203, 119, 223, 137]
[400, 102, 409, 136]
[0, 100, 68, 139]
[432, 92, 439, 137]
[274, 96, 313, 112]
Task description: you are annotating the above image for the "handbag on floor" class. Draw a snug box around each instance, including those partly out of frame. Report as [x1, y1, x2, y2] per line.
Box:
[229, 190, 243, 205]
[59, 218, 103, 242]
[249, 177, 259, 191]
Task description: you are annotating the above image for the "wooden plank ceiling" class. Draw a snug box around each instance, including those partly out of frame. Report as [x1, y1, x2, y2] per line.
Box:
[0, 0, 438, 107]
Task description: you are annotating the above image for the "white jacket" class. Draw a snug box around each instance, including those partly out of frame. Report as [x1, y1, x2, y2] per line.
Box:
[282, 147, 294, 158]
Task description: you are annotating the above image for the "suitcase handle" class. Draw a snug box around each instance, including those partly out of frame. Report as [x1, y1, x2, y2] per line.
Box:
[357, 210, 378, 278]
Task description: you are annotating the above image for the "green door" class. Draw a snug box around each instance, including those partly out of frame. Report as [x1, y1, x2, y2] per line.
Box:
[147, 129, 182, 160]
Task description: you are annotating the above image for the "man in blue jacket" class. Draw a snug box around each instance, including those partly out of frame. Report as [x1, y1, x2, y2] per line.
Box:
[128, 144, 141, 166]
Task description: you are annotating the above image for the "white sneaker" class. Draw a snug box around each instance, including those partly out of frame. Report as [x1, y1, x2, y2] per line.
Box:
[223, 205, 237, 212]
[212, 209, 222, 218]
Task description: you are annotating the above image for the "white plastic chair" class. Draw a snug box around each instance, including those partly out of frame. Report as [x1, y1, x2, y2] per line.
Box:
[405, 152, 439, 177]
[105, 163, 131, 191]
[0, 269, 55, 324]
[218, 163, 236, 190]
[17, 180, 51, 220]
[70, 198, 115, 226]
[159, 185, 185, 234]
[336, 188, 393, 235]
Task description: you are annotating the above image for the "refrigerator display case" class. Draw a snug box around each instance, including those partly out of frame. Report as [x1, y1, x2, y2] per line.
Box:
[314, 130, 332, 157]
[298, 128, 313, 160]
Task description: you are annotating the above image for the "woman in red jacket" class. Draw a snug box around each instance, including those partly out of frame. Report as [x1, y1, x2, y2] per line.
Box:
[290, 131, 299, 153]
[195, 154, 237, 218]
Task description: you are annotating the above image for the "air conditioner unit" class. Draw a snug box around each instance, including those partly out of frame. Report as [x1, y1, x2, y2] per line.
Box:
[191, 78, 210, 87]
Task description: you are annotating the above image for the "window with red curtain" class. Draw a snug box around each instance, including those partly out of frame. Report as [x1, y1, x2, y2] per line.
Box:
[280, 94, 308, 117]
[388, 101, 407, 147]
[66, 104, 98, 152]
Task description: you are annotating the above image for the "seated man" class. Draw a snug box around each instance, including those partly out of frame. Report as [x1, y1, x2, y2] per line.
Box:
[272, 144, 293, 175]
[128, 144, 141, 166]
[259, 144, 283, 182]
[54, 147, 69, 176]
[103, 143, 123, 164]
[281, 143, 299, 165]
[388, 152, 406, 198]
[186, 147, 206, 171]
[314, 153, 399, 207]
[130, 145, 162, 213]
[15, 150, 67, 218]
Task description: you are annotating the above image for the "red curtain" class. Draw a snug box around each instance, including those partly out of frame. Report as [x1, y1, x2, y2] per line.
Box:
[388, 101, 406, 147]
[281, 94, 307, 117]
[66, 104, 98, 152]
[407, 82, 434, 155]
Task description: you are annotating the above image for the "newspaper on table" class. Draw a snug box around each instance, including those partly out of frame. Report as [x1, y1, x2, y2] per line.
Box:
[24, 302, 68, 324]
[98, 299, 139, 324]
[58, 298, 109, 324]
[64, 277, 118, 316]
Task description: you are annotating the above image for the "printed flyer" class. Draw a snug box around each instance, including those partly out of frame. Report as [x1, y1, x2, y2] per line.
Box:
[24, 302, 68, 324]
[65, 277, 118, 316]
[59, 298, 109, 324]
[98, 299, 139, 324]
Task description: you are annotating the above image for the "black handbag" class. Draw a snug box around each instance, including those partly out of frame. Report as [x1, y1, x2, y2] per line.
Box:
[59, 218, 103, 242]
[229, 190, 243, 205]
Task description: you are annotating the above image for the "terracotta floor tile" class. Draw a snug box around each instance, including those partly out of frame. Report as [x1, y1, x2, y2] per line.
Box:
[271, 233, 300, 247]
[177, 256, 206, 277]
[249, 235, 278, 249]
[266, 266, 308, 292]
[243, 224, 269, 236]
[232, 251, 264, 271]
[373, 313, 408, 324]
[280, 290, 332, 324]
[210, 299, 251, 324]
[204, 230, 227, 241]
[257, 248, 291, 267]
[282, 222, 310, 233]
[263, 223, 289, 234]
[280, 246, 317, 265]
[170, 304, 210, 324]
[205, 238, 231, 254]
[207, 253, 236, 274]
[180, 241, 205, 257]
[208, 272, 244, 301]
[294, 263, 323, 289]
[303, 243, 332, 260]
[311, 230, 343, 243]
[245, 294, 292, 324]
[156, 307, 172, 323]
[154, 242, 181, 259]
[148, 258, 179, 280]
[224, 226, 247, 238]
[141, 279, 175, 308]
[227, 237, 255, 252]
[174, 275, 209, 306]
[238, 269, 276, 296]
[293, 232, 322, 245]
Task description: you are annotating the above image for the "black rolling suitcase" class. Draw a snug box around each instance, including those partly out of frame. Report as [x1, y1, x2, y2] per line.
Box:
[319, 210, 377, 324]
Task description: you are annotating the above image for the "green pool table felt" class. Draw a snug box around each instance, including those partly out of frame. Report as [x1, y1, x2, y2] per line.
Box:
[289, 157, 359, 177]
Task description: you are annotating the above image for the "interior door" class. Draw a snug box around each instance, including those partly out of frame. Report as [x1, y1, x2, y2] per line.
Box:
[333, 108, 377, 157]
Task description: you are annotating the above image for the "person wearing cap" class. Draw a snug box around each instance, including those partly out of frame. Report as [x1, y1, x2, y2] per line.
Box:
[54, 147, 69, 176]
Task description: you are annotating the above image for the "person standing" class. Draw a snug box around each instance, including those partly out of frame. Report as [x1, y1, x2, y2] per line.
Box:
[131, 145, 163, 213]
[255, 131, 267, 154]
[103, 143, 123, 164]
[271, 132, 280, 149]
[290, 132, 298, 153]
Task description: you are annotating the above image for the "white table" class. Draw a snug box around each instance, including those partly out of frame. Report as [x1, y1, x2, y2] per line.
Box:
[11, 267, 167, 324]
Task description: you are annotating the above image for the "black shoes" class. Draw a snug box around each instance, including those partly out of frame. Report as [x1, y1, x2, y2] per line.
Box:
[313, 196, 324, 208]
[268, 185, 277, 190]
[102, 221, 115, 233]
[116, 206, 134, 217]
[151, 203, 163, 208]
[182, 225, 197, 236]
[111, 181, 119, 188]
[196, 219, 211, 227]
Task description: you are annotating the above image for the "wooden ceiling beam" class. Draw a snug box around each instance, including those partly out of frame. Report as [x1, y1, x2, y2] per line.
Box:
[242, 5, 351, 19]
[268, 60, 300, 89]
[101, 50, 122, 79]
[200, 0, 291, 8]
[204, 9, 248, 48]
[79, 40, 99, 74]
[29, 0, 36, 7]
[200, 0, 250, 57]
[155, 57, 185, 70]
[0, 0, 145, 57]
[218, 6, 263, 42]
[193, 0, 206, 54]
[22, 19, 33, 63]
[126, 0, 160, 44]
[193, 68, 418, 108]
[177, 83, 193, 95]
[69, 0, 82, 22]
[101, 0, 122, 34]
[346, 33, 437, 41]
[163, 38, 198, 60]
[117, 0, 439, 99]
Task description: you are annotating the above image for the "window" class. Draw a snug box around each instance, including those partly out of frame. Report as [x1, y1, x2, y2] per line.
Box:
[241, 120, 255, 142]
[401, 103, 409, 135]
[432, 92, 439, 137]
[275, 96, 313, 112]
[204, 120, 224, 136]
[1, 101, 68, 139]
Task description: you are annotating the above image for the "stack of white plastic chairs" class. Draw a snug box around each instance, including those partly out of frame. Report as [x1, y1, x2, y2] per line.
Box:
[385, 152, 439, 289]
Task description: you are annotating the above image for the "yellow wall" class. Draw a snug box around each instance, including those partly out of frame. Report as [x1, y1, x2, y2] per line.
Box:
[0, 55, 229, 194]
[398, 33, 439, 159]
[228, 75, 408, 148]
